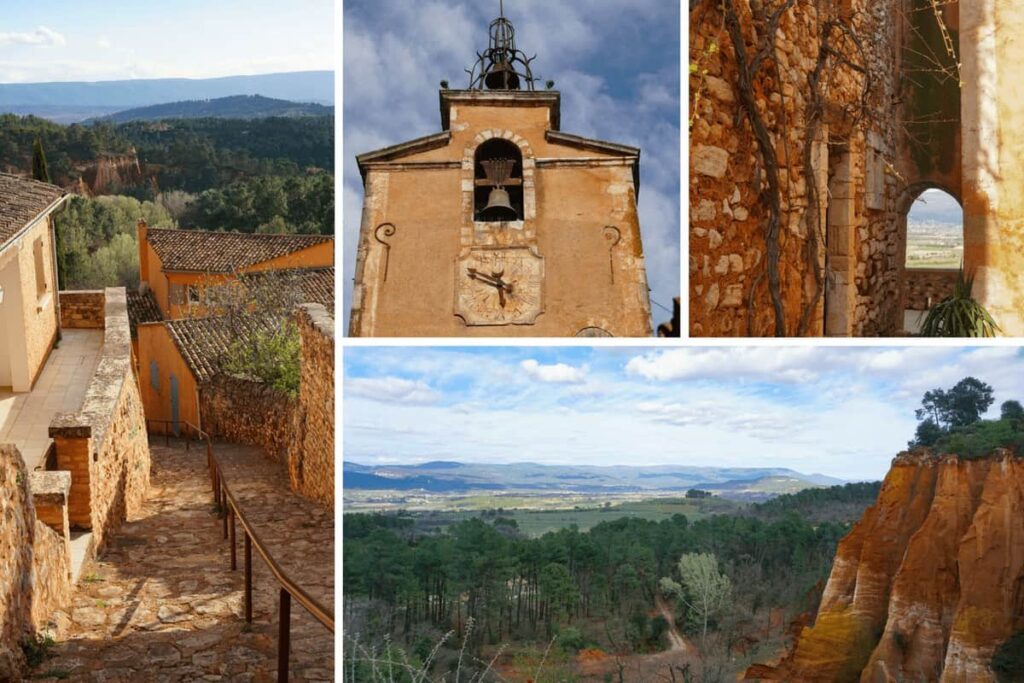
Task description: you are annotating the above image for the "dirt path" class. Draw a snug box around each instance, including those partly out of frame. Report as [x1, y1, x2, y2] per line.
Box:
[31, 438, 334, 682]
[655, 595, 690, 653]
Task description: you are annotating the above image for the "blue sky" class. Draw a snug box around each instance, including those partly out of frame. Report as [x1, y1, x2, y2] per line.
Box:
[0, 1, 333, 83]
[344, 345, 1024, 480]
[342, 0, 681, 333]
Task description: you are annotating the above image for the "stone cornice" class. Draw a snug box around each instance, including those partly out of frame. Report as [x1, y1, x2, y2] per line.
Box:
[439, 89, 561, 131]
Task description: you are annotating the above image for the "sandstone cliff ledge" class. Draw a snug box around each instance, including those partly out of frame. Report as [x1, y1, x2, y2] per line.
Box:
[748, 449, 1024, 682]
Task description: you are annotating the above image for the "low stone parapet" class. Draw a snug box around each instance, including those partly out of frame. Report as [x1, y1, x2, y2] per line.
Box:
[49, 287, 150, 552]
[904, 268, 957, 311]
[58, 290, 105, 329]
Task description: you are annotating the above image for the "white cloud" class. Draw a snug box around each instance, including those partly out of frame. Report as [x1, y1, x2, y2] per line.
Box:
[345, 377, 441, 405]
[520, 359, 588, 384]
[97, 37, 112, 50]
[0, 26, 65, 48]
[626, 347, 822, 383]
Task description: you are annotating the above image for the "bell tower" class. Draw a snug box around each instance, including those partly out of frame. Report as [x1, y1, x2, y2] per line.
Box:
[349, 3, 652, 337]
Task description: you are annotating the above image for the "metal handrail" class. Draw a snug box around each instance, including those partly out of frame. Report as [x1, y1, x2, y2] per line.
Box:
[180, 420, 334, 680]
[144, 418, 333, 677]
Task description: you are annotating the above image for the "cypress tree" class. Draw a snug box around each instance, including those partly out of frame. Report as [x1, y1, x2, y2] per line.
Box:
[32, 139, 50, 183]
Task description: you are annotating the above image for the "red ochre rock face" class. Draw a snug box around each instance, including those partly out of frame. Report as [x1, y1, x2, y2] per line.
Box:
[747, 449, 1024, 683]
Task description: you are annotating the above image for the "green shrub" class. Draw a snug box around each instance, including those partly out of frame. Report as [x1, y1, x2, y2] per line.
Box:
[920, 268, 1000, 337]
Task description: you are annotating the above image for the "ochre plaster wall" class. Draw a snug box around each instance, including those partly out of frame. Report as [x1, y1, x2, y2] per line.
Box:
[136, 322, 199, 433]
[351, 97, 651, 337]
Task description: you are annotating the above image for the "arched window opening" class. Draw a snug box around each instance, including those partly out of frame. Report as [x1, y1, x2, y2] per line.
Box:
[474, 139, 523, 222]
[906, 189, 963, 270]
[903, 188, 964, 334]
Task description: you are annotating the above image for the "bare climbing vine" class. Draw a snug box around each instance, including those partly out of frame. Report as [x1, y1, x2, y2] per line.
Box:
[701, 0, 955, 336]
[721, 0, 795, 337]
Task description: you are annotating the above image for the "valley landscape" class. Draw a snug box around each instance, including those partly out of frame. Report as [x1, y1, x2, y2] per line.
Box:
[343, 346, 1024, 682]
[0, 71, 334, 291]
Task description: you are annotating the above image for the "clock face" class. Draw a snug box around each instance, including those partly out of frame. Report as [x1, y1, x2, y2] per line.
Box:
[455, 247, 543, 326]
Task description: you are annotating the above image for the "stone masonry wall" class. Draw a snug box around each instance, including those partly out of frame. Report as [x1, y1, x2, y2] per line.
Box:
[0, 448, 72, 681]
[690, 0, 902, 336]
[50, 288, 150, 553]
[58, 291, 105, 329]
[0, 445, 33, 680]
[904, 268, 957, 311]
[30, 519, 70, 634]
[289, 304, 334, 507]
[198, 304, 334, 508]
[200, 376, 297, 463]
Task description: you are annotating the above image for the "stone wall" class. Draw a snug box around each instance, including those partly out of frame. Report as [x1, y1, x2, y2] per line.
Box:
[50, 288, 150, 552]
[58, 290, 105, 329]
[0, 445, 34, 680]
[289, 304, 334, 507]
[200, 376, 297, 463]
[198, 304, 334, 508]
[690, 0, 903, 336]
[904, 268, 957, 311]
[0, 448, 72, 681]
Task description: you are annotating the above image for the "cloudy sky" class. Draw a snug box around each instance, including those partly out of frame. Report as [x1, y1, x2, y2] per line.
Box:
[344, 345, 1024, 480]
[342, 0, 681, 333]
[0, 0, 332, 83]
[909, 188, 962, 225]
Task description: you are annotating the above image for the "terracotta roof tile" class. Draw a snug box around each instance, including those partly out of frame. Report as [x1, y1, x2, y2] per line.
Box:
[0, 173, 67, 250]
[146, 228, 332, 273]
[238, 266, 334, 311]
[165, 314, 281, 383]
[126, 289, 164, 338]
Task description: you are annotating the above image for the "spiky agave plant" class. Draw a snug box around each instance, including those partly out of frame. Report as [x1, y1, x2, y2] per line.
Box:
[920, 267, 1000, 338]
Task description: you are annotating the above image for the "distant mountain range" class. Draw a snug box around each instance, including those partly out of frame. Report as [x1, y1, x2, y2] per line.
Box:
[0, 71, 333, 123]
[91, 95, 333, 123]
[344, 460, 845, 499]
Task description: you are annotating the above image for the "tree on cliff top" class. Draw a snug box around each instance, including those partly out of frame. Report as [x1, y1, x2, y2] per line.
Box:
[910, 377, 994, 448]
[915, 378, 994, 433]
[1001, 400, 1024, 424]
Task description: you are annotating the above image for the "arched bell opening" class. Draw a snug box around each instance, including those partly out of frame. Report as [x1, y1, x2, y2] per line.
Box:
[474, 138, 524, 222]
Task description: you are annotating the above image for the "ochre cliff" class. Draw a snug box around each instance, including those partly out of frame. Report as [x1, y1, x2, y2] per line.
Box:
[748, 449, 1024, 682]
[76, 151, 144, 195]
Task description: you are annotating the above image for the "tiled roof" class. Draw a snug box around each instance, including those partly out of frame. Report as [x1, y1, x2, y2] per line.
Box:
[238, 267, 335, 310]
[0, 173, 67, 250]
[166, 314, 282, 383]
[146, 228, 332, 273]
[298, 267, 334, 310]
[126, 289, 164, 338]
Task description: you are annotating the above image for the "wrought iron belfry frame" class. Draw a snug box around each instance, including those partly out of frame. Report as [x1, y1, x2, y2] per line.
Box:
[466, 1, 537, 91]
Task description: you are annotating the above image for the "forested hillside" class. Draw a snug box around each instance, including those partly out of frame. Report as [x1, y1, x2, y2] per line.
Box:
[96, 95, 333, 123]
[0, 108, 334, 290]
[343, 481, 880, 681]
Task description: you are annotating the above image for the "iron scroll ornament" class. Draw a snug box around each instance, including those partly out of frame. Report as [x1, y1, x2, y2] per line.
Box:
[374, 223, 396, 282]
[603, 225, 621, 283]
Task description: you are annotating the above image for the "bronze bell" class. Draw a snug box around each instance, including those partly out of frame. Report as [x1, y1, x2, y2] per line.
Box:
[481, 187, 517, 221]
[485, 61, 520, 90]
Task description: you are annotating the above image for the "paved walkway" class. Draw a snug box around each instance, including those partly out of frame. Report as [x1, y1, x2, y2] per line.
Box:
[0, 329, 102, 470]
[32, 438, 334, 682]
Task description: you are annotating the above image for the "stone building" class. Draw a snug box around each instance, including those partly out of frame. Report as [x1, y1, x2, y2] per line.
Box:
[0, 174, 68, 391]
[690, 0, 1023, 337]
[349, 7, 652, 337]
[137, 267, 333, 435]
[136, 221, 333, 320]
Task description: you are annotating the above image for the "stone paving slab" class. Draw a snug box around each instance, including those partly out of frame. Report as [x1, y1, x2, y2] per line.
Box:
[30, 438, 334, 682]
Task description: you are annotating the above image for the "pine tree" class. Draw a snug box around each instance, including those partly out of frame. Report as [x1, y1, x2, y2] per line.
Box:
[32, 139, 50, 183]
